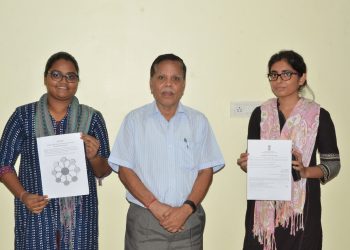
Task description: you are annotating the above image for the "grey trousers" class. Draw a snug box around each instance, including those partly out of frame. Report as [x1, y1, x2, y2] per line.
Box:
[125, 203, 206, 250]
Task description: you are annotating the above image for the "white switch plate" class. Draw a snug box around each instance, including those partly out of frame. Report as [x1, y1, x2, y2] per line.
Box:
[230, 101, 261, 117]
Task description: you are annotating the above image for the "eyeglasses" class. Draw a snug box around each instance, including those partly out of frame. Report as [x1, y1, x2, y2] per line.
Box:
[267, 71, 299, 81]
[47, 70, 79, 83]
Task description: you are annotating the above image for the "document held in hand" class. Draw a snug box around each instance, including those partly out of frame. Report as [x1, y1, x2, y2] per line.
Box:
[37, 133, 89, 198]
[247, 139, 292, 201]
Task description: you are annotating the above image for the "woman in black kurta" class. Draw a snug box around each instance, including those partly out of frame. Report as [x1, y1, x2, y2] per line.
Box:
[237, 50, 340, 250]
[243, 106, 339, 250]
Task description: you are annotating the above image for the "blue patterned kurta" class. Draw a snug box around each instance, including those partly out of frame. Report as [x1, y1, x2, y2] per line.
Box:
[0, 102, 110, 249]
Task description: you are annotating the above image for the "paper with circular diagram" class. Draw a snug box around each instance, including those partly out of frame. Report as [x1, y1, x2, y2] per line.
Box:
[37, 133, 89, 198]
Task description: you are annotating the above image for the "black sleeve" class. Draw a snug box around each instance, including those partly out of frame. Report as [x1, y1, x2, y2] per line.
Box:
[316, 108, 340, 183]
[247, 107, 261, 140]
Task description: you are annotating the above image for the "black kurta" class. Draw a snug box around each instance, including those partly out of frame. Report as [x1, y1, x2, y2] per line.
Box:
[243, 106, 339, 250]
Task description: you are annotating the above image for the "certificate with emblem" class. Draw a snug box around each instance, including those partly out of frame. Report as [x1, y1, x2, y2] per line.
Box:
[247, 139, 292, 201]
[37, 133, 89, 198]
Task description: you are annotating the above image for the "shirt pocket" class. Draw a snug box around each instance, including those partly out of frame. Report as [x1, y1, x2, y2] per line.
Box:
[175, 136, 195, 170]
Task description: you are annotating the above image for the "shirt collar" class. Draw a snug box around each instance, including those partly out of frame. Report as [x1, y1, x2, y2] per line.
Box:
[150, 101, 186, 118]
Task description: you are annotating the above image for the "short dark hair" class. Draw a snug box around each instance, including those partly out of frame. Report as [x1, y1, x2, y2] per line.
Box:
[150, 54, 187, 80]
[44, 51, 79, 76]
[268, 50, 307, 87]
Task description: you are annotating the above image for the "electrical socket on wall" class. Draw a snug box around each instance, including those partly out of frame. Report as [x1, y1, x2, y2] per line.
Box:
[230, 101, 261, 117]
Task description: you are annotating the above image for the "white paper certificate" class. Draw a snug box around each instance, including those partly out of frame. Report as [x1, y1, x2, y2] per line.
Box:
[37, 133, 89, 198]
[247, 139, 292, 201]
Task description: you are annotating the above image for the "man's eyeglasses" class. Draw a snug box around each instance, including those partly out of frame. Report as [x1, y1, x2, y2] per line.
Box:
[267, 71, 299, 81]
[47, 70, 79, 83]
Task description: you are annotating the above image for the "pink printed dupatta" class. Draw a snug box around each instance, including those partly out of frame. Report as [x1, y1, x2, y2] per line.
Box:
[253, 98, 320, 250]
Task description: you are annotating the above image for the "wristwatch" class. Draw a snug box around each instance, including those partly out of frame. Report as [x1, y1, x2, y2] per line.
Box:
[184, 200, 197, 214]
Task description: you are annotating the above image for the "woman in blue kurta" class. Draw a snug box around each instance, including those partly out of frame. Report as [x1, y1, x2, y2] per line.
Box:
[0, 52, 111, 249]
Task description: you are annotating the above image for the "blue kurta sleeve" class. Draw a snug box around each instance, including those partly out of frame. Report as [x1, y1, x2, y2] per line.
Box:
[0, 108, 24, 177]
[88, 111, 110, 159]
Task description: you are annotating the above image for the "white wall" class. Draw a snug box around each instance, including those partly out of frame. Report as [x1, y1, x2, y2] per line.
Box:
[0, 1, 349, 249]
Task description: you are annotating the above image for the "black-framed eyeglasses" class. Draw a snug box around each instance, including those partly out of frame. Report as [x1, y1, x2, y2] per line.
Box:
[267, 71, 299, 81]
[47, 70, 79, 83]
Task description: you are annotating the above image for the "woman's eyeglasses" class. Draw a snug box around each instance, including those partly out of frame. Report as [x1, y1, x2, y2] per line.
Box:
[267, 71, 299, 81]
[47, 70, 79, 83]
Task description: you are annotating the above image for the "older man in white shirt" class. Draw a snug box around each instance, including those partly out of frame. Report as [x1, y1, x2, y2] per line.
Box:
[109, 53, 225, 250]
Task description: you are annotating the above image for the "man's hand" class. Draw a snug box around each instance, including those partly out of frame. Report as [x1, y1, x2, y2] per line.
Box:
[159, 205, 193, 233]
[148, 200, 172, 221]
